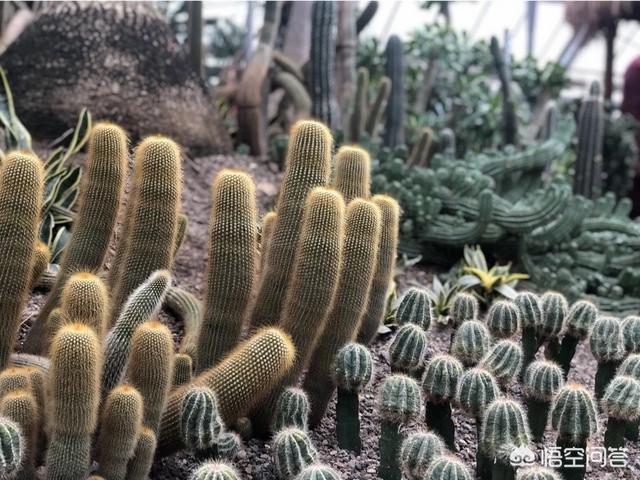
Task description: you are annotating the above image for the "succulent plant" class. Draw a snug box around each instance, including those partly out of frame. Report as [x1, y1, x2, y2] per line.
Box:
[295, 464, 341, 480]
[272, 427, 318, 479]
[126, 427, 156, 480]
[275, 387, 310, 432]
[573, 81, 604, 199]
[602, 375, 640, 449]
[514, 292, 541, 377]
[0, 416, 23, 479]
[450, 292, 479, 326]
[0, 368, 31, 398]
[618, 353, 640, 379]
[539, 291, 568, 339]
[400, 430, 445, 480]
[480, 340, 523, 386]
[334, 146, 371, 203]
[424, 455, 472, 480]
[456, 368, 500, 419]
[173, 353, 193, 388]
[589, 316, 625, 399]
[622, 315, 640, 354]
[214, 431, 242, 461]
[388, 324, 428, 375]
[515, 466, 563, 480]
[558, 300, 598, 378]
[190, 461, 239, 480]
[396, 287, 434, 330]
[181, 386, 223, 454]
[451, 320, 489, 367]
[60, 272, 108, 339]
[522, 360, 564, 441]
[486, 300, 520, 339]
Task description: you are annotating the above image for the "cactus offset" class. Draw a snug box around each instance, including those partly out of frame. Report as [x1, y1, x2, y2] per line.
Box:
[125, 427, 156, 480]
[333, 146, 371, 203]
[60, 272, 108, 339]
[388, 324, 427, 375]
[590, 316, 624, 399]
[275, 387, 310, 432]
[400, 430, 445, 480]
[451, 320, 489, 367]
[450, 292, 478, 327]
[522, 360, 564, 441]
[622, 315, 640, 354]
[214, 431, 242, 461]
[272, 427, 318, 480]
[181, 386, 222, 453]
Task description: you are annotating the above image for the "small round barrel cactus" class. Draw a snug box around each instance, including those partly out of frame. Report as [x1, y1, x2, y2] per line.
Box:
[395, 287, 434, 330]
[456, 368, 500, 419]
[602, 375, 640, 449]
[214, 431, 242, 461]
[0, 416, 22, 478]
[619, 353, 640, 379]
[424, 455, 472, 480]
[558, 300, 598, 378]
[400, 430, 445, 480]
[388, 323, 428, 375]
[451, 320, 489, 367]
[272, 428, 318, 479]
[539, 291, 568, 339]
[486, 300, 520, 339]
[190, 461, 239, 480]
[514, 292, 542, 378]
[275, 387, 310, 432]
[622, 316, 640, 354]
[480, 339, 523, 386]
[181, 386, 223, 453]
[590, 316, 624, 399]
[450, 292, 478, 326]
[295, 464, 342, 480]
[516, 466, 563, 480]
[522, 360, 564, 441]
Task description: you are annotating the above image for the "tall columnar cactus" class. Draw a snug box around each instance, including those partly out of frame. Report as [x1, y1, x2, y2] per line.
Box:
[395, 287, 434, 330]
[424, 455, 471, 480]
[95, 385, 144, 480]
[102, 270, 171, 394]
[250, 120, 332, 331]
[490, 36, 518, 146]
[109, 136, 182, 322]
[29, 241, 50, 291]
[407, 127, 434, 168]
[514, 292, 542, 377]
[173, 212, 189, 259]
[522, 360, 564, 441]
[388, 323, 428, 375]
[0, 417, 23, 478]
[44, 308, 69, 352]
[272, 427, 318, 480]
[190, 461, 240, 480]
[451, 320, 490, 367]
[383, 34, 405, 148]
[365, 76, 391, 139]
[422, 354, 463, 449]
[622, 315, 640, 354]
[332, 343, 373, 453]
[550, 384, 598, 480]
[400, 430, 445, 480]
[304, 198, 380, 426]
[0, 368, 31, 398]
[486, 300, 520, 339]
[573, 81, 604, 200]
[125, 427, 156, 480]
[349, 67, 369, 142]
[127, 320, 175, 434]
[333, 146, 371, 203]
[618, 354, 640, 441]
[173, 353, 193, 388]
[0, 389, 38, 479]
[259, 211, 277, 273]
[46, 324, 101, 480]
[515, 466, 563, 480]
[275, 387, 310, 432]
[450, 292, 478, 327]
[378, 374, 422, 480]
[538, 291, 568, 360]
[480, 339, 523, 387]
[589, 316, 624, 399]
[158, 328, 295, 455]
[0, 151, 44, 370]
[181, 386, 222, 455]
[296, 464, 342, 480]
[196, 170, 257, 372]
[602, 375, 640, 449]
[558, 300, 597, 378]
[60, 272, 108, 339]
[357, 195, 400, 344]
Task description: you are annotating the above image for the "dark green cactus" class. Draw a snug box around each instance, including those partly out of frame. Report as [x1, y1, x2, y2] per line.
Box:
[400, 430, 445, 480]
[213, 431, 242, 461]
[181, 386, 223, 454]
[486, 300, 520, 339]
[480, 339, 523, 387]
[0, 417, 23, 478]
[383, 35, 405, 148]
[514, 292, 541, 378]
[296, 464, 342, 480]
[274, 387, 310, 432]
[558, 300, 598, 378]
[522, 360, 564, 441]
[395, 287, 434, 330]
[589, 316, 624, 399]
[348, 67, 369, 142]
[190, 461, 239, 480]
[573, 81, 604, 200]
[451, 320, 489, 367]
[388, 323, 427, 375]
[450, 292, 478, 327]
[622, 315, 640, 354]
[602, 375, 640, 449]
[424, 455, 472, 480]
[272, 427, 318, 479]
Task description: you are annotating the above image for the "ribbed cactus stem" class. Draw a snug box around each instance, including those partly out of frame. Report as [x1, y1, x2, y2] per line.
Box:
[333, 146, 371, 203]
[407, 128, 434, 168]
[451, 320, 489, 367]
[274, 387, 310, 431]
[388, 323, 428, 376]
[297, 464, 342, 480]
[190, 461, 240, 480]
[486, 300, 520, 339]
[573, 81, 604, 200]
[522, 360, 564, 441]
[514, 292, 542, 378]
[425, 456, 472, 480]
[365, 76, 391, 139]
[480, 339, 523, 387]
[181, 386, 222, 455]
[173, 213, 188, 259]
[0, 389, 38, 479]
[0, 417, 23, 478]
[383, 35, 405, 148]
[490, 36, 518, 146]
[29, 241, 50, 291]
[400, 430, 445, 480]
[395, 287, 434, 330]
[125, 427, 156, 480]
[0, 368, 31, 398]
[272, 427, 318, 479]
[348, 67, 369, 142]
[173, 353, 193, 388]
[558, 300, 597, 378]
[590, 316, 624, 399]
[602, 375, 640, 449]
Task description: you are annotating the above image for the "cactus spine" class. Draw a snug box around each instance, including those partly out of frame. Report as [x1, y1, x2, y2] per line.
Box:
[480, 339, 523, 387]
[296, 464, 342, 480]
[602, 375, 640, 449]
[514, 292, 541, 377]
[383, 35, 405, 148]
[213, 430, 242, 461]
[181, 386, 222, 454]
[196, 170, 257, 372]
[60, 272, 108, 339]
[558, 300, 597, 378]
[573, 81, 604, 199]
[173, 353, 193, 388]
[400, 430, 445, 480]
[522, 360, 564, 441]
[589, 316, 624, 399]
[424, 456, 472, 480]
[0, 368, 31, 398]
[0, 151, 44, 370]
[395, 287, 434, 330]
[125, 427, 156, 480]
[451, 320, 489, 367]
[272, 427, 318, 479]
[333, 146, 371, 203]
[29, 241, 50, 290]
[0, 390, 37, 479]
[190, 461, 239, 480]
[0, 417, 23, 478]
[486, 300, 520, 339]
[275, 387, 310, 432]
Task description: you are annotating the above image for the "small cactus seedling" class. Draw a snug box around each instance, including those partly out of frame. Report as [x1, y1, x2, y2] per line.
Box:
[181, 386, 223, 456]
[388, 323, 427, 375]
[486, 300, 520, 339]
[617, 354, 640, 440]
[480, 340, 523, 387]
[400, 430, 445, 480]
[450, 292, 478, 326]
[538, 292, 568, 362]
[515, 466, 563, 480]
[214, 431, 242, 461]
[422, 354, 463, 449]
[378, 375, 422, 480]
[395, 287, 434, 330]
[0, 416, 23, 479]
[514, 292, 542, 378]
[274, 387, 310, 431]
[295, 464, 342, 480]
[558, 300, 597, 378]
[451, 320, 489, 367]
[333, 343, 373, 454]
[622, 316, 640, 354]
[602, 375, 640, 449]
[522, 360, 564, 441]
[190, 461, 239, 480]
[424, 455, 472, 480]
[589, 316, 624, 399]
[272, 428, 318, 479]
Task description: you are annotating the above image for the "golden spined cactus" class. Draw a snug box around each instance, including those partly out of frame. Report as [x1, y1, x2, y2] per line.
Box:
[110, 136, 182, 323]
[127, 320, 174, 434]
[0, 389, 39, 479]
[46, 323, 101, 480]
[173, 212, 189, 260]
[29, 241, 50, 290]
[173, 353, 193, 388]
[333, 146, 371, 203]
[125, 426, 156, 480]
[158, 327, 295, 456]
[44, 308, 69, 353]
[0, 151, 44, 370]
[0, 368, 31, 398]
[61, 272, 108, 340]
[26, 123, 127, 355]
[96, 385, 144, 480]
[259, 211, 277, 274]
[250, 120, 333, 330]
[196, 170, 258, 372]
[304, 198, 381, 426]
[357, 194, 400, 345]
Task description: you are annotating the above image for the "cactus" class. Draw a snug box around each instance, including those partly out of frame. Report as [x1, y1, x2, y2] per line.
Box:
[617, 354, 640, 441]
[95, 385, 144, 480]
[573, 81, 604, 199]
[480, 339, 523, 386]
[451, 320, 489, 367]
[450, 292, 478, 327]
[486, 300, 520, 339]
[558, 300, 598, 378]
[622, 315, 640, 353]
[259, 211, 277, 274]
[514, 292, 542, 378]
[424, 456, 471, 480]
[365, 76, 391, 139]
[166, 286, 201, 359]
[538, 292, 568, 360]
[395, 287, 434, 330]
[407, 128, 434, 168]
[490, 36, 518, 146]
[213, 431, 242, 461]
[125, 427, 156, 480]
[296, 464, 342, 480]
[275, 387, 310, 432]
[515, 466, 563, 480]
[0, 417, 23, 478]
[190, 461, 239, 480]
[333, 146, 371, 203]
[422, 354, 463, 449]
[272, 427, 318, 480]
[196, 170, 258, 372]
[388, 324, 428, 375]
[102, 270, 171, 394]
[29, 241, 50, 290]
[44, 308, 69, 352]
[173, 353, 193, 388]
[303, 199, 380, 426]
[383, 35, 405, 148]
[0, 390, 37, 479]
[127, 320, 174, 434]
[551, 383, 598, 480]
[158, 328, 295, 455]
[589, 316, 624, 399]
[357, 195, 400, 344]
[378, 374, 422, 480]
[0, 152, 44, 370]
[46, 324, 101, 480]
[173, 212, 188, 258]
[602, 375, 640, 449]
[400, 430, 445, 480]
[60, 272, 108, 339]
[333, 343, 373, 453]
[181, 386, 222, 455]
[348, 67, 369, 142]
[522, 360, 564, 441]
[0, 368, 31, 398]
[250, 120, 332, 331]
[109, 136, 182, 322]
